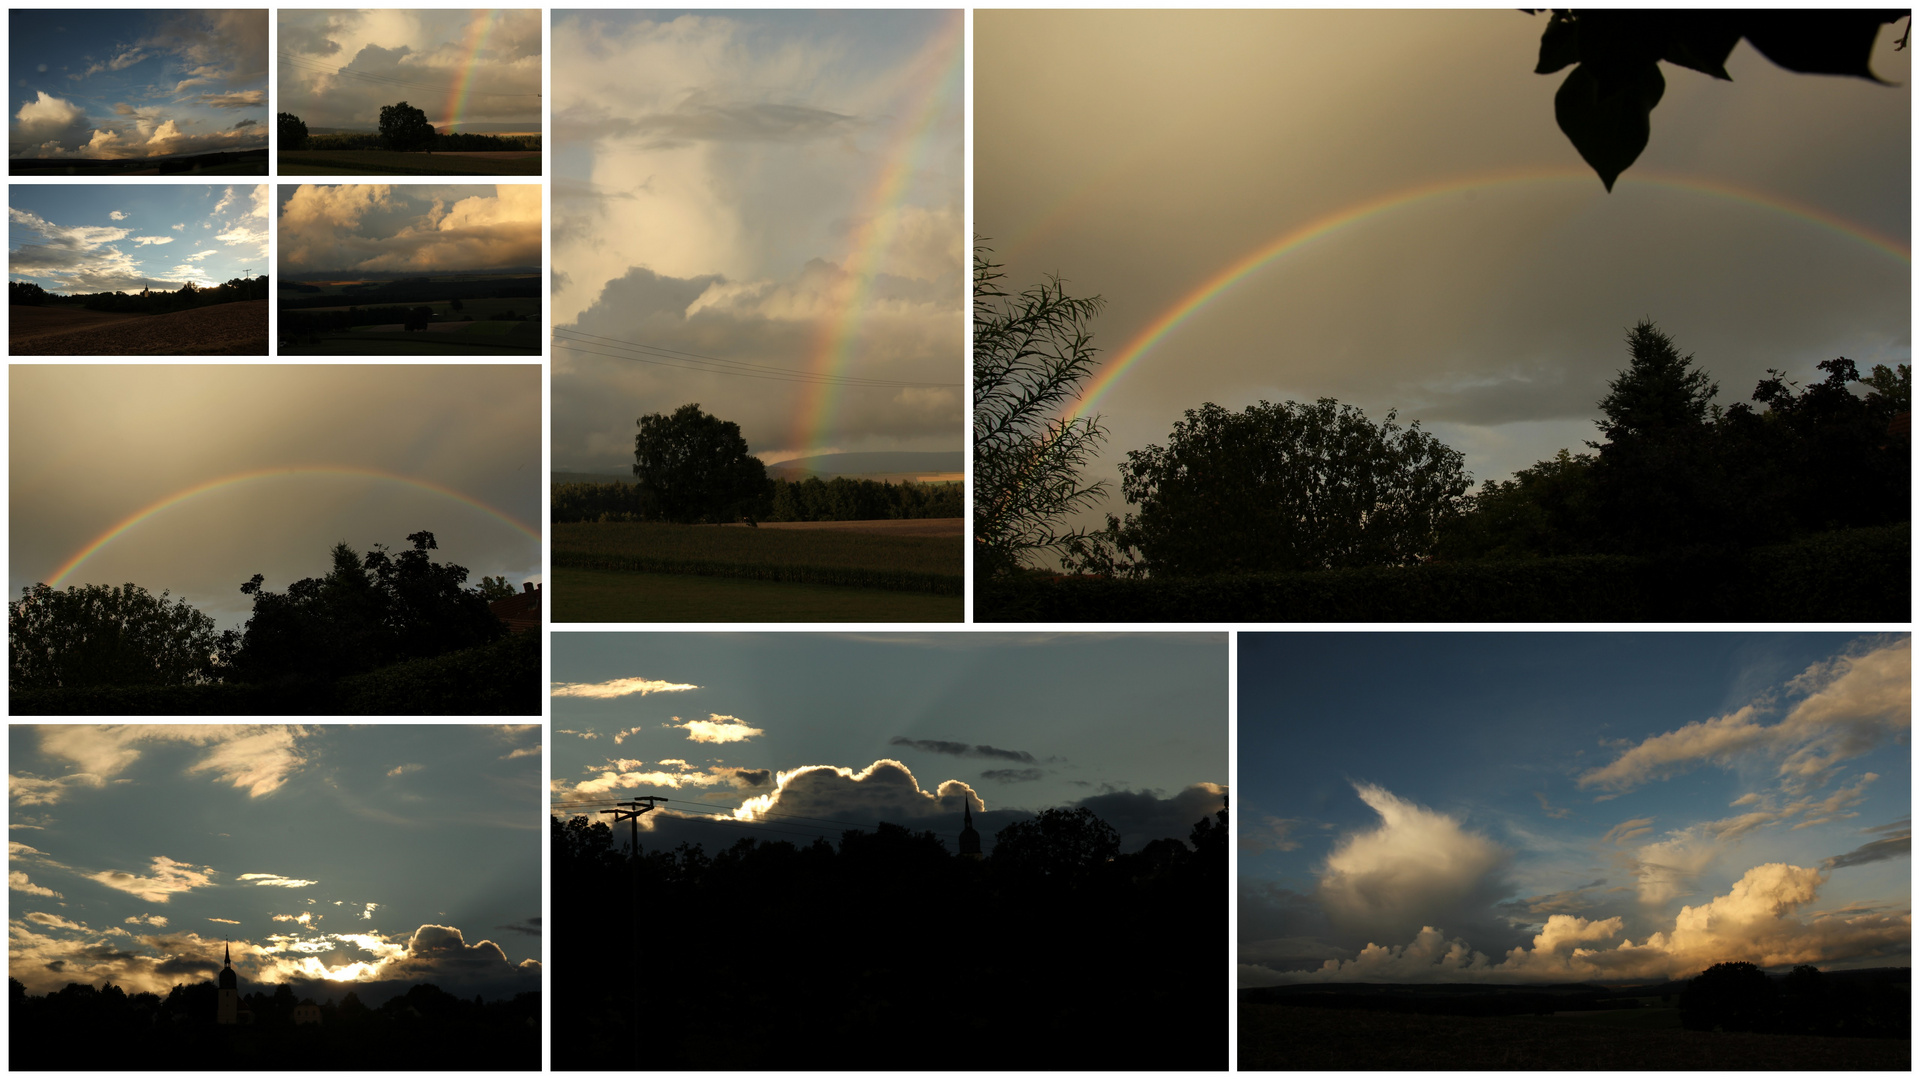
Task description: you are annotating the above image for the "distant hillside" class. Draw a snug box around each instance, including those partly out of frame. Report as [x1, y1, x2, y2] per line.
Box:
[766, 451, 962, 478]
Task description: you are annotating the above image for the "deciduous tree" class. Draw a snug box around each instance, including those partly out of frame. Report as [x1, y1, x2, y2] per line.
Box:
[378, 101, 435, 152]
[277, 111, 309, 151]
[8, 582, 226, 689]
[631, 403, 770, 523]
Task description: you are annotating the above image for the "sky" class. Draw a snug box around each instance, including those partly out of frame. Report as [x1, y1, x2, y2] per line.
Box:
[9, 10, 267, 160]
[277, 184, 541, 276]
[9, 365, 542, 629]
[8, 724, 542, 1005]
[549, 633, 1227, 855]
[277, 9, 542, 133]
[10, 183, 269, 294]
[977, 11, 1911, 533]
[549, 10, 964, 468]
[1239, 633, 1911, 987]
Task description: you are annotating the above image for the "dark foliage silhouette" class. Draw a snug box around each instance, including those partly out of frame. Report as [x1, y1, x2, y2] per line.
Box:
[631, 403, 771, 523]
[9, 583, 225, 690]
[1680, 960, 1777, 1032]
[552, 475, 959, 524]
[550, 801, 1225, 1070]
[1532, 10, 1909, 190]
[278, 111, 309, 151]
[9, 976, 537, 1071]
[11, 275, 270, 315]
[378, 101, 435, 152]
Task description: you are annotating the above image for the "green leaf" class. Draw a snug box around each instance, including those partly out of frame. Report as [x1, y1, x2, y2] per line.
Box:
[1555, 60, 1665, 191]
[1536, 11, 1583, 74]
[1741, 11, 1905, 82]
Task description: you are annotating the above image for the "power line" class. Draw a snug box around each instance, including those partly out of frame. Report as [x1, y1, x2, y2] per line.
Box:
[552, 327, 961, 389]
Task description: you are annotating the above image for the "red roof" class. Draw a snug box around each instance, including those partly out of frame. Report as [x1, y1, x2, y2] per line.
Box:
[489, 584, 542, 633]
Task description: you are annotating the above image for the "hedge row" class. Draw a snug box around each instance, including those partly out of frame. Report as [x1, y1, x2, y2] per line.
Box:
[552, 477, 961, 525]
[11, 631, 539, 715]
[553, 549, 962, 596]
[977, 525, 1908, 622]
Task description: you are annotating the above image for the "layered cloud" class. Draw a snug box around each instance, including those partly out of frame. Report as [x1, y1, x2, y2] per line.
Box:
[278, 184, 541, 273]
[549, 676, 699, 699]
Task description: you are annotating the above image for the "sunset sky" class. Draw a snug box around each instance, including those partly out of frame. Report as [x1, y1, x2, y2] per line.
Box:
[9, 9, 267, 159]
[9, 725, 541, 1004]
[277, 184, 541, 276]
[277, 9, 542, 133]
[550, 9, 964, 468]
[9, 365, 541, 628]
[978, 11, 1910, 533]
[549, 633, 1227, 854]
[10, 183, 268, 294]
[1240, 633, 1911, 986]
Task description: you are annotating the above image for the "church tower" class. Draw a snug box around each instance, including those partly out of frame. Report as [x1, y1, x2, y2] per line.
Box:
[959, 800, 982, 860]
[216, 943, 239, 1024]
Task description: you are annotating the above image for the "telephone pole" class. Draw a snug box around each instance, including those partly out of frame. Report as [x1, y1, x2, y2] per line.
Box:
[599, 796, 666, 857]
[600, 795, 665, 1066]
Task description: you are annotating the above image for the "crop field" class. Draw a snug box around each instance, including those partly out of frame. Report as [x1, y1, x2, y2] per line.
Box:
[1239, 1004, 1910, 1071]
[279, 150, 541, 175]
[553, 568, 962, 622]
[554, 521, 963, 621]
[11, 300, 268, 355]
[277, 324, 539, 355]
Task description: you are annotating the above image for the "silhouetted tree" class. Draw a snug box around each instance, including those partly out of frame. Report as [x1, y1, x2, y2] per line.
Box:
[278, 111, 309, 150]
[1587, 319, 1724, 551]
[9, 582, 226, 690]
[378, 101, 435, 152]
[991, 806, 1121, 881]
[476, 575, 517, 601]
[631, 403, 770, 523]
[1532, 11, 1908, 190]
[1070, 399, 1468, 576]
[9, 280, 52, 306]
[974, 245, 1110, 577]
[1681, 960, 1778, 1032]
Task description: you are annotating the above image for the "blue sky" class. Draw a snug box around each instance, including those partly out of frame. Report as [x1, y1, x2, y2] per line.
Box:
[9, 10, 266, 159]
[1240, 633, 1910, 985]
[549, 633, 1227, 855]
[10, 183, 269, 294]
[9, 725, 541, 1005]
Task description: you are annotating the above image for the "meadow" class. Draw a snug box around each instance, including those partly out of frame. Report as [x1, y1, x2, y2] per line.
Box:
[552, 521, 963, 622]
[278, 277, 541, 356]
[278, 150, 541, 176]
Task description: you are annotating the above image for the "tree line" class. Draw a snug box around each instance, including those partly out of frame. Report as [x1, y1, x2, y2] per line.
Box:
[279, 105, 540, 153]
[551, 801, 1225, 1070]
[11, 275, 270, 314]
[554, 474, 959, 524]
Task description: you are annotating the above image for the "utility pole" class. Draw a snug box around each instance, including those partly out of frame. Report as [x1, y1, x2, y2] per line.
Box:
[601, 795, 664, 1063]
[599, 796, 666, 857]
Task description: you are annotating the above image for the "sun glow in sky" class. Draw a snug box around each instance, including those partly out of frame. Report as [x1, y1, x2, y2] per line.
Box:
[8, 725, 542, 1003]
[1239, 633, 1911, 986]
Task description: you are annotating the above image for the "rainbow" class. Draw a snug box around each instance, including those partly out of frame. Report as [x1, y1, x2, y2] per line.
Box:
[440, 10, 501, 134]
[45, 466, 541, 589]
[1062, 167, 1910, 423]
[792, 12, 964, 456]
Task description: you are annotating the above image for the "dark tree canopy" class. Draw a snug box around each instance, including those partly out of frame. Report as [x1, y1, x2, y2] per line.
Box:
[1534, 10, 1909, 190]
[378, 101, 435, 152]
[9, 583, 225, 690]
[1073, 399, 1469, 577]
[1681, 960, 1778, 1033]
[991, 805, 1122, 881]
[973, 244, 1110, 577]
[225, 530, 503, 684]
[631, 403, 770, 523]
[278, 111, 309, 151]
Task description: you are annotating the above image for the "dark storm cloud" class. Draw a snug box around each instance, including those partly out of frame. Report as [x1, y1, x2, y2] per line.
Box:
[1823, 833, 1911, 870]
[1070, 783, 1228, 853]
[889, 737, 1037, 764]
[980, 768, 1045, 783]
[493, 917, 540, 937]
[155, 956, 221, 977]
[589, 97, 857, 148]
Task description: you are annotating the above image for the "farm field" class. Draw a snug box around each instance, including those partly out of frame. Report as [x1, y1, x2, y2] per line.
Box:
[279, 150, 541, 175]
[553, 520, 963, 621]
[278, 321, 540, 355]
[10, 301, 268, 355]
[10, 148, 268, 175]
[279, 280, 541, 355]
[1239, 1004, 1910, 1071]
[553, 567, 962, 622]
[719, 517, 964, 538]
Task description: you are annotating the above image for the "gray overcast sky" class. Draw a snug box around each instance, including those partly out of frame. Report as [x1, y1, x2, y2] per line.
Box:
[978, 10, 1909, 532]
[10, 725, 540, 1003]
[549, 633, 1227, 854]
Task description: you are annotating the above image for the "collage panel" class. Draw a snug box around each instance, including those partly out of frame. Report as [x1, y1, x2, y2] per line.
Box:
[9, 9, 269, 177]
[548, 630, 1227, 1070]
[1237, 631, 1911, 1070]
[8, 364, 542, 715]
[7, 723, 543, 1069]
[276, 9, 543, 179]
[548, 10, 964, 624]
[275, 183, 542, 356]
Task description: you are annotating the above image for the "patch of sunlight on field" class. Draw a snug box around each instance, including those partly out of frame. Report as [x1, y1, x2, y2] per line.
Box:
[553, 567, 962, 622]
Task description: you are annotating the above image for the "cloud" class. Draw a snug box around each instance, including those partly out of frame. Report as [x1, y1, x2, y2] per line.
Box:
[124, 914, 169, 927]
[16, 725, 308, 804]
[1580, 639, 1909, 793]
[208, 918, 240, 925]
[1240, 814, 1306, 854]
[13, 91, 90, 147]
[565, 760, 775, 797]
[131, 235, 175, 246]
[550, 676, 700, 698]
[88, 856, 214, 903]
[1533, 791, 1573, 819]
[10, 871, 63, 898]
[611, 726, 646, 745]
[387, 763, 422, 777]
[272, 912, 315, 926]
[1315, 783, 1511, 945]
[1823, 831, 1911, 871]
[980, 768, 1044, 783]
[889, 737, 1037, 763]
[1496, 879, 1612, 918]
[278, 184, 542, 273]
[1601, 817, 1656, 845]
[1070, 783, 1229, 854]
[109, 210, 129, 221]
[733, 759, 981, 824]
[500, 746, 541, 760]
[672, 714, 764, 744]
[237, 873, 320, 888]
[494, 917, 541, 937]
[557, 729, 600, 739]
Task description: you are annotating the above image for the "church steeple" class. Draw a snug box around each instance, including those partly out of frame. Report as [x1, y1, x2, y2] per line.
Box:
[959, 799, 982, 859]
[217, 941, 239, 1023]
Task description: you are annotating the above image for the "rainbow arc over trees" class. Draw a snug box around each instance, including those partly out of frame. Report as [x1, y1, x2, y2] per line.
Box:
[793, 11, 963, 456]
[1056, 167, 1909, 423]
[441, 10, 505, 132]
[45, 466, 541, 589]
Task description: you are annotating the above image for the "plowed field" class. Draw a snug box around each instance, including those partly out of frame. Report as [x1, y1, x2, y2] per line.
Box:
[11, 300, 269, 355]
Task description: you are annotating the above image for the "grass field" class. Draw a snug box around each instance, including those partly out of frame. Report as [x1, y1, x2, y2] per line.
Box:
[554, 520, 963, 621]
[1239, 1004, 1910, 1070]
[554, 567, 962, 622]
[278, 150, 542, 175]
